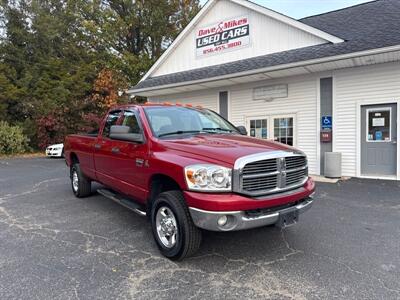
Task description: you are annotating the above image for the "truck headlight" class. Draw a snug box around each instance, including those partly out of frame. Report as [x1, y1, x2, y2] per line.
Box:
[185, 164, 232, 192]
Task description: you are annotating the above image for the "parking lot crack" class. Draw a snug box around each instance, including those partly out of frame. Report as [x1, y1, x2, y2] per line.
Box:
[0, 178, 63, 200]
[310, 251, 400, 295]
[260, 228, 304, 265]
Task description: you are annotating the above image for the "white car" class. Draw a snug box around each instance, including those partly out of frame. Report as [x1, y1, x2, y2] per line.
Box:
[45, 143, 64, 158]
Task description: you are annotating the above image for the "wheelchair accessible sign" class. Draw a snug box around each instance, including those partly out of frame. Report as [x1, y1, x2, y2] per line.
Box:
[321, 116, 332, 129]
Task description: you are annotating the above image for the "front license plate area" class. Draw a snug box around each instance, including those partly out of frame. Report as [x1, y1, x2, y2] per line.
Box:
[276, 210, 299, 228]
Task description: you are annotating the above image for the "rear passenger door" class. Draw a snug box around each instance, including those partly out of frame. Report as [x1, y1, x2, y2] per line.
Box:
[94, 110, 123, 186]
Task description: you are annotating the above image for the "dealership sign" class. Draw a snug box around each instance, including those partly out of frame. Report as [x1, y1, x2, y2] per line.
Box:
[253, 84, 288, 101]
[195, 16, 250, 57]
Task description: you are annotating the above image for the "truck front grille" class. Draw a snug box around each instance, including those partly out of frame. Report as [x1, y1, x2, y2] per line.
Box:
[242, 174, 278, 192]
[234, 152, 308, 197]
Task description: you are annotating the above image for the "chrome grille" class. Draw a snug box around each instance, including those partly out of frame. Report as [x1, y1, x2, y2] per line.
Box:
[286, 156, 307, 169]
[242, 159, 277, 174]
[242, 174, 278, 192]
[286, 168, 308, 186]
[234, 152, 308, 197]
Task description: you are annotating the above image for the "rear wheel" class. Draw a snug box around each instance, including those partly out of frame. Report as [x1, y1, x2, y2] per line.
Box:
[151, 190, 202, 260]
[70, 163, 91, 198]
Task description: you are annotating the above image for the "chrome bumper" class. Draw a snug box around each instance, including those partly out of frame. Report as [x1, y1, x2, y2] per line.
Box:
[189, 197, 314, 232]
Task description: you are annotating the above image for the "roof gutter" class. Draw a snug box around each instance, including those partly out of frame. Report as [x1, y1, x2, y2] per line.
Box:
[128, 44, 400, 95]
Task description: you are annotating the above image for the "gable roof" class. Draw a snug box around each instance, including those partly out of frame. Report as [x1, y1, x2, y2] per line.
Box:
[230, 0, 343, 44]
[130, 0, 400, 94]
[141, 0, 343, 82]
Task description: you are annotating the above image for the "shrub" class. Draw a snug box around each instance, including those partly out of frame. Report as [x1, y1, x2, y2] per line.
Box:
[0, 121, 30, 155]
[36, 113, 67, 150]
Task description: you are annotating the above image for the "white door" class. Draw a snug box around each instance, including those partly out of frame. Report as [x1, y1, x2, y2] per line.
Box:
[247, 115, 296, 146]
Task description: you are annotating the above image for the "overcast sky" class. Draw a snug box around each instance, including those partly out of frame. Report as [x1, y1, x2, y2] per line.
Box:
[200, 0, 375, 19]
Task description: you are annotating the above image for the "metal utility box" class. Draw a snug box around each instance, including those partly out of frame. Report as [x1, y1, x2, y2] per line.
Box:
[324, 152, 342, 178]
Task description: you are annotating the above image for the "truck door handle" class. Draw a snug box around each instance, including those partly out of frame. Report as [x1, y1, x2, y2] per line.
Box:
[111, 147, 120, 154]
[94, 144, 101, 149]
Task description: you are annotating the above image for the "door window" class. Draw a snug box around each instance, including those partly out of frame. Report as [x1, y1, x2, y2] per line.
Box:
[249, 118, 268, 139]
[102, 110, 121, 137]
[273, 117, 294, 146]
[121, 111, 141, 134]
[247, 115, 295, 146]
[366, 108, 391, 142]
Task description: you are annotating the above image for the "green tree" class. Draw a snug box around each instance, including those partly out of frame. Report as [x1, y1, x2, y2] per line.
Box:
[0, 0, 201, 149]
[81, 0, 201, 83]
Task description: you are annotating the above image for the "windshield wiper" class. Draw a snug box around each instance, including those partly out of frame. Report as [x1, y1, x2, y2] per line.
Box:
[158, 130, 203, 137]
[202, 127, 235, 133]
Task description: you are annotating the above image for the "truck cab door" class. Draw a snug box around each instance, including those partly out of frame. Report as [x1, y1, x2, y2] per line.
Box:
[107, 110, 149, 202]
[94, 110, 123, 187]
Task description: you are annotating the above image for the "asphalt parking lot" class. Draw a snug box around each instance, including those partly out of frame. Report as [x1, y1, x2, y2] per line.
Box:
[0, 157, 399, 299]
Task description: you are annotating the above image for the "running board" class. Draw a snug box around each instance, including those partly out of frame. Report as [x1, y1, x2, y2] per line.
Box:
[97, 189, 147, 216]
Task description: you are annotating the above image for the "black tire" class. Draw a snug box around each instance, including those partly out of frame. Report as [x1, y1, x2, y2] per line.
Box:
[151, 190, 202, 260]
[70, 163, 91, 198]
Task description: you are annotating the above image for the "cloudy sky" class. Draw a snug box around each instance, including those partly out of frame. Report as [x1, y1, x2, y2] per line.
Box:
[200, 0, 375, 19]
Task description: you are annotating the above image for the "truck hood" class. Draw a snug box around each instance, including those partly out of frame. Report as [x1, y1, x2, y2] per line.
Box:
[160, 134, 301, 165]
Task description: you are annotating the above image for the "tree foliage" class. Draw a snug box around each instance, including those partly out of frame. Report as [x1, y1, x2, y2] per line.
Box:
[0, 0, 200, 149]
[0, 121, 29, 154]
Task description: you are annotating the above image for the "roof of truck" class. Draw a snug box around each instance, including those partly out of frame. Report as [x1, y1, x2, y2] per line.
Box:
[110, 103, 205, 110]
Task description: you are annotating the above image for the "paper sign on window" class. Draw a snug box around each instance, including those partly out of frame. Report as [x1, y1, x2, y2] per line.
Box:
[372, 118, 385, 127]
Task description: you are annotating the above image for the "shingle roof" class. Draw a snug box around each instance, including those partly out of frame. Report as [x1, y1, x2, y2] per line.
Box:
[131, 0, 400, 91]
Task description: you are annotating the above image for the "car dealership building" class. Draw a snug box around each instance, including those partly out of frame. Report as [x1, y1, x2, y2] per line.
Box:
[129, 0, 400, 180]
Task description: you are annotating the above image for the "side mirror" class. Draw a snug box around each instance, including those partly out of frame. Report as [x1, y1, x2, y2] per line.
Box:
[236, 126, 248, 135]
[109, 125, 144, 143]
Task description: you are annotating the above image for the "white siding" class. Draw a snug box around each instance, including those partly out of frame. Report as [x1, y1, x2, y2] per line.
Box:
[334, 62, 400, 177]
[153, 0, 326, 77]
[228, 77, 318, 175]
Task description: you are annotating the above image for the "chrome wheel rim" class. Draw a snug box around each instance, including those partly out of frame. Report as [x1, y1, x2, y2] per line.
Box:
[72, 171, 79, 192]
[156, 206, 178, 248]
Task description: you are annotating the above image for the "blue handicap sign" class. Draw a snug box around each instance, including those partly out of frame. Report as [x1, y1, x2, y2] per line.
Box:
[321, 116, 332, 129]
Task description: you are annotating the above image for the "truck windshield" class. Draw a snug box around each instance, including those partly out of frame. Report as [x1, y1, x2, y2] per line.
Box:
[144, 106, 239, 138]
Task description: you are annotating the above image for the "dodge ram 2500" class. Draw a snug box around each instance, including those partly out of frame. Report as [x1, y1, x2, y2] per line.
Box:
[64, 103, 315, 260]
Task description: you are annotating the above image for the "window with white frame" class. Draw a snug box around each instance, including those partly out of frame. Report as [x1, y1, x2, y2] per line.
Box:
[273, 117, 294, 146]
[249, 118, 268, 139]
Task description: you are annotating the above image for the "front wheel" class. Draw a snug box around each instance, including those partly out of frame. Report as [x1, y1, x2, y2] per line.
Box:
[151, 191, 202, 260]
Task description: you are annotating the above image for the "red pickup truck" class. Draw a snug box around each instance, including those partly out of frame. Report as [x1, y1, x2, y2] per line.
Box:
[64, 104, 315, 260]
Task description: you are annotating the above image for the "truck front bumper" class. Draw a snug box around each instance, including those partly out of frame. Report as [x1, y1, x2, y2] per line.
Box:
[189, 195, 314, 231]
